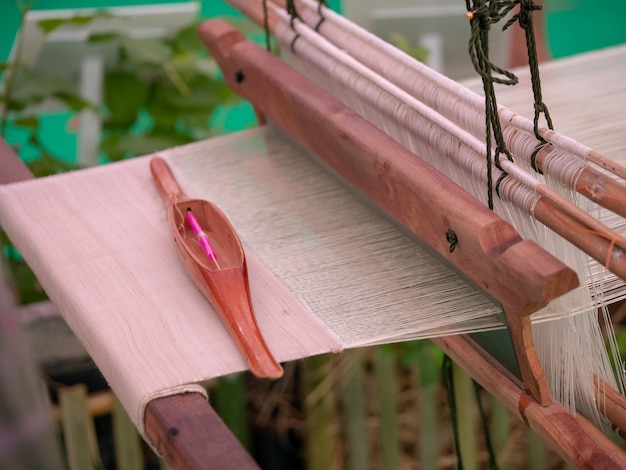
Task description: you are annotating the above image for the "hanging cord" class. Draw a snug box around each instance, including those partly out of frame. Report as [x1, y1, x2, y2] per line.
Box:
[443, 355, 464, 470]
[474, 381, 500, 470]
[502, 1, 554, 141]
[286, 0, 303, 51]
[314, 0, 328, 31]
[262, 0, 271, 51]
[443, 355, 500, 470]
[466, 0, 517, 209]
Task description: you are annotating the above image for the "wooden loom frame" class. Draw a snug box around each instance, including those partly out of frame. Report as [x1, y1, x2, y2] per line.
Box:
[198, 19, 626, 468]
[2, 18, 626, 470]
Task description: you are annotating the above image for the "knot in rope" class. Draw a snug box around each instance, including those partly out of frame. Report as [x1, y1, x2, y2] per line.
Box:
[466, 0, 519, 86]
[466, 0, 519, 209]
[314, 0, 328, 32]
[502, 0, 555, 142]
[502, 0, 542, 31]
[286, 0, 303, 51]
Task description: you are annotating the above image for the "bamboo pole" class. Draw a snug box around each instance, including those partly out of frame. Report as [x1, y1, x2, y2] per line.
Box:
[453, 364, 478, 470]
[58, 384, 103, 470]
[414, 357, 439, 469]
[113, 397, 144, 470]
[301, 354, 339, 470]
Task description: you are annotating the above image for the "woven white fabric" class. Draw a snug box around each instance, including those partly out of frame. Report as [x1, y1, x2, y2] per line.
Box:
[0, 126, 502, 440]
[0, 132, 343, 438]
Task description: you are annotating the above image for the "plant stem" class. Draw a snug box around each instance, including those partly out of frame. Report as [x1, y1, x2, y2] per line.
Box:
[453, 363, 478, 470]
[0, 0, 33, 136]
[372, 346, 401, 470]
[527, 428, 547, 470]
[413, 362, 438, 469]
[490, 396, 510, 469]
[301, 354, 338, 470]
[112, 396, 144, 470]
[211, 373, 251, 450]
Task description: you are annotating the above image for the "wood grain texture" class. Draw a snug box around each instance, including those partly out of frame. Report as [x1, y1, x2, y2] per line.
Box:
[144, 393, 260, 470]
[199, 19, 577, 404]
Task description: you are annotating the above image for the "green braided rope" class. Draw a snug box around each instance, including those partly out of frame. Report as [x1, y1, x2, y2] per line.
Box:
[442, 355, 465, 470]
[502, 0, 554, 141]
[466, 0, 553, 207]
[262, 0, 271, 51]
[474, 381, 500, 470]
[466, 0, 517, 209]
[286, 0, 302, 27]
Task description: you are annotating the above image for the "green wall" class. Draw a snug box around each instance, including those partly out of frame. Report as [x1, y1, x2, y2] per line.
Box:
[544, 0, 626, 58]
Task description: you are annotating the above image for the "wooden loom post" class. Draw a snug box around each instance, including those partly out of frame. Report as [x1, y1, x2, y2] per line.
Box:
[0, 140, 260, 470]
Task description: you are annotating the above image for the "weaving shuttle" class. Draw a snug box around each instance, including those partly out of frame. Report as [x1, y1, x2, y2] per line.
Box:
[150, 156, 283, 380]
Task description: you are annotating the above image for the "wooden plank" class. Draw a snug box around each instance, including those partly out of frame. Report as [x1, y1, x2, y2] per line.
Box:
[144, 393, 260, 470]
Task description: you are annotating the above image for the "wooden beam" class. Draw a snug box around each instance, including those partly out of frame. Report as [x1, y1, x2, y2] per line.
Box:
[145, 393, 260, 470]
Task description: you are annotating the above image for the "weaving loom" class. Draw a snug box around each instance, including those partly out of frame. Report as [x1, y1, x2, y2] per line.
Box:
[2, 0, 626, 468]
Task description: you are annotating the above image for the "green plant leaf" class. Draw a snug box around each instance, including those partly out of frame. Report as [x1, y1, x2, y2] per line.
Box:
[171, 22, 203, 53]
[37, 18, 70, 35]
[110, 132, 190, 158]
[27, 153, 75, 177]
[38, 12, 113, 35]
[100, 134, 126, 161]
[104, 69, 149, 126]
[53, 91, 93, 112]
[10, 68, 84, 111]
[388, 31, 429, 63]
[121, 37, 172, 66]
[13, 116, 39, 129]
[6, 258, 48, 304]
[87, 32, 126, 43]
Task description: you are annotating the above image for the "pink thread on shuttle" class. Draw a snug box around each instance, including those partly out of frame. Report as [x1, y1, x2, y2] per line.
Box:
[186, 208, 219, 266]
